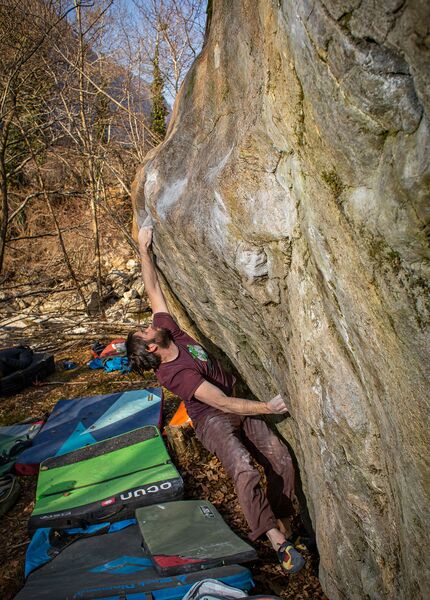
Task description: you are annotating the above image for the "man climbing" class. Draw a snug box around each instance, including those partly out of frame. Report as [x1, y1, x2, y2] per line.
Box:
[126, 226, 305, 574]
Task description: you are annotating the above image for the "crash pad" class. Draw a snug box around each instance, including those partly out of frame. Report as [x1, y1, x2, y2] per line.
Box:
[0, 418, 44, 476]
[16, 388, 163, 475]
[136, 500, 258, 575]
[17, 519, 254, 600]
[29, 426, 183, 531]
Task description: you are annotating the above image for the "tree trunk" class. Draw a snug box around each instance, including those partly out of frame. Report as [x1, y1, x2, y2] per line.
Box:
[0, 111, 13, 275]
[75, 1, 103, 314]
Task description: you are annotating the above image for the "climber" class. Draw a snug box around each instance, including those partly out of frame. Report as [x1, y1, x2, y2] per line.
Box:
[126, 225, 305, 575]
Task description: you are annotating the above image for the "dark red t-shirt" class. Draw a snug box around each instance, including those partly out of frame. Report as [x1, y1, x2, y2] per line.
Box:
[153, 312, 235, 424]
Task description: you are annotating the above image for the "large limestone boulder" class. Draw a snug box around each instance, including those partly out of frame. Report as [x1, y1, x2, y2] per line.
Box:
[132, 1, 430, 598]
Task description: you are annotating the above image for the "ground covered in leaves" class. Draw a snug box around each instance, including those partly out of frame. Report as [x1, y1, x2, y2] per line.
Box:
[0, 342, 327, 600]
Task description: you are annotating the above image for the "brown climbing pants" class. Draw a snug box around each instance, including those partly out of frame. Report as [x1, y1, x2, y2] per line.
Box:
[194, 413, 295, 541]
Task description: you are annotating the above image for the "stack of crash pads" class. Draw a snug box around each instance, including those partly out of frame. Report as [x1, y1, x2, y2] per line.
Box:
[15, 387, 258, 599]
[16, 518, 255, 600]
[29, 425, 183, 530]
[16, 388, 163, 474]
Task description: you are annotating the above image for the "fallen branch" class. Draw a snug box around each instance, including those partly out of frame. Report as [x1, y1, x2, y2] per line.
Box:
[0, 287, 79, 303]
[0, 278, 61, 290]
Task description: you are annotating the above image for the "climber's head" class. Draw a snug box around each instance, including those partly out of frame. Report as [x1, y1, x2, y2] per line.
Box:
[126, 324, 172, 373]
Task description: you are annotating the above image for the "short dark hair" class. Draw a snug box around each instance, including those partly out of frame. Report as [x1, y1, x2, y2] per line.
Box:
[126, 331, 161, 374]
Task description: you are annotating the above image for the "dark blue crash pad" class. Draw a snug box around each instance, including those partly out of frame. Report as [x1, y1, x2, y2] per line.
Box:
[17, 519, 254, 600]
[16, 388, 162, 475]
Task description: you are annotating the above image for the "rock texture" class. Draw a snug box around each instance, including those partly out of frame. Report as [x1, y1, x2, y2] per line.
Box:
[132, 2, 430, 598]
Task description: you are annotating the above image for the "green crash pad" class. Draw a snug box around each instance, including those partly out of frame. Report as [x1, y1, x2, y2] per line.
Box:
[136, 500, 258, 575]
[29, 426, 183, 531]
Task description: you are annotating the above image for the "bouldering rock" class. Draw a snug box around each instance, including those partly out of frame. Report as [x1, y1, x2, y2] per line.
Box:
[132, 2, 430, 599]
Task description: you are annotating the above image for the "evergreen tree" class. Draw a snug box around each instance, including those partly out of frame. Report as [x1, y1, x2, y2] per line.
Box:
[150, 37, 167, 138]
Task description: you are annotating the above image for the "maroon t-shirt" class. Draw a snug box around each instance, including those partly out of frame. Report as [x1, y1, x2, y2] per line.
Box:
[153, 312, 235, 424]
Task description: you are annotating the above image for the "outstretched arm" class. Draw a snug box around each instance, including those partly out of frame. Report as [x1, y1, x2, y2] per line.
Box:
[138, 227, 169, 314]
[194, 380, 288, 416]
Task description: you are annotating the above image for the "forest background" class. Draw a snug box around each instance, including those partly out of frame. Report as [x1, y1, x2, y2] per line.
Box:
[0, 0, 207, 341]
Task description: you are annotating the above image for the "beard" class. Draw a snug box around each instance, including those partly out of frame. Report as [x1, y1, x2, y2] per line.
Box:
[153, 327, 173, 349]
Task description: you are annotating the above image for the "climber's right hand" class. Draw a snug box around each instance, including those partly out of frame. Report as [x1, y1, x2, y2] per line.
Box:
[138, 225, 153, 253]
[267, 394, 289, 414]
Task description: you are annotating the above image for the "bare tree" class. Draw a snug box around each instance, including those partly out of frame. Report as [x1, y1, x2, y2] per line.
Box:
[0, 0, 207, 321]
[0, 0, 77, 275]
[18, 117, 89, 312]
[73, 0, 113, 311]
[130, 0, 206, 101]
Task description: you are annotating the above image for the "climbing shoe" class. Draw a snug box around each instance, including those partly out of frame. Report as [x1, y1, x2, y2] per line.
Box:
[277, 540, 305, 574]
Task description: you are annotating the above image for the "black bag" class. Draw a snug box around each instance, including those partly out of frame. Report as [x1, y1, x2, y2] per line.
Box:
[0, 346, 33, 377]
[0, 350, 55, 397]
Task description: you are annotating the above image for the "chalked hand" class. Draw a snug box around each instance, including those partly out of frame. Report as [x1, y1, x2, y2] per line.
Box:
[267, 394, 289, 414]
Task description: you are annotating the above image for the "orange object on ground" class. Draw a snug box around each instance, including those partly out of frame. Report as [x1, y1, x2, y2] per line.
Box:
[168, 401, 192, 427]
[100, 338, 126, 358]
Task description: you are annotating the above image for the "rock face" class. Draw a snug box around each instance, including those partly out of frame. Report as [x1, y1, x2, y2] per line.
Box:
[132, 2, 430, 598]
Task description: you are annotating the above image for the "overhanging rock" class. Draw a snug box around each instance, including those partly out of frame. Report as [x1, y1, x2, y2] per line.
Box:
[132, 2, 430, 598]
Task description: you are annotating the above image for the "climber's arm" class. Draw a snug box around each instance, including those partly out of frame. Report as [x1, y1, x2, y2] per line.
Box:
[138, 227, 169, 314]
[194, 381, 288, 416]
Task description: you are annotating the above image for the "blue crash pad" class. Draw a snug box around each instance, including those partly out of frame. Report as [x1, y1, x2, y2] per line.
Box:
[17, 520, 254, 600]
[16, 388, 162, 474]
